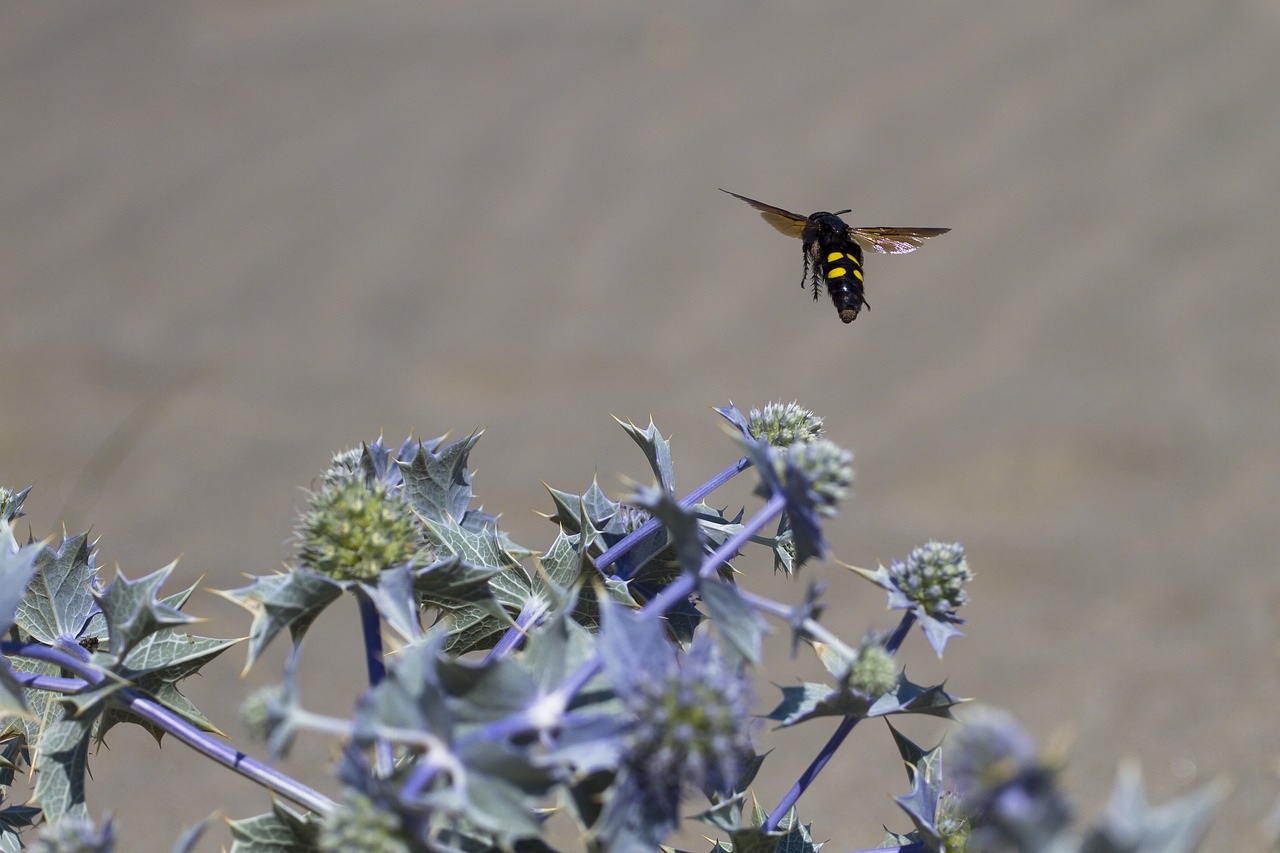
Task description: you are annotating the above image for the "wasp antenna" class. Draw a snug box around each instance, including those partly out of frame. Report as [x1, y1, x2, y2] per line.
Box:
[833, 208, 852, 216]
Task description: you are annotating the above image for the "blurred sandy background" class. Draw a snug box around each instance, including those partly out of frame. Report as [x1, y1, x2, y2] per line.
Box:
[3, 1, 1278, 849]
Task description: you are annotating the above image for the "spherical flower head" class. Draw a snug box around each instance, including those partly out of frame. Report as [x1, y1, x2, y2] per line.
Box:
[777, 438, 853, 518]
[320, 791, 411, 853]
[297, 477, 422, 581]
[889, 541, 972, 618]
[240, 685, 287, 741]
[948, 707, 1070, 848]
[747, 401, 825, 448]
[621, 633, 754, 801]
[847, 639, 898, 698]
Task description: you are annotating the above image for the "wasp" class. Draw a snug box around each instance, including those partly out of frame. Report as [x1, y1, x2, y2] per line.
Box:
[721, 189, 949, 323]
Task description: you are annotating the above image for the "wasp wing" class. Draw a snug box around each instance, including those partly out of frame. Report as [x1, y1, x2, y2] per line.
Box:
[848, 226, 950, 254]
[720, 189, 808, 239]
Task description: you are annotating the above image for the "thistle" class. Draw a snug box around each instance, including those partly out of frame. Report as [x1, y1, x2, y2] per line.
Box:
[297, 476, 423, 581]
[746, 400, 825, 447]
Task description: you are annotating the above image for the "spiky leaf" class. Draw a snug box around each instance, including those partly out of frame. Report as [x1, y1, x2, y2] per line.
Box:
[400, 432, 483, 524]
[768, 673, 963, 726]
[31, 710, 99, 822]
[218, 570, 344, 672]
[616, 417, 676, 496]
[94, 563, 195, 660]
[17, 533, 97, 649]
[227, 802, 320, 853]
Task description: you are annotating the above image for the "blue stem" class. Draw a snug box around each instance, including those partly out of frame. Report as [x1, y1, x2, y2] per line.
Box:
[765, 611, 917, 830]
[504, 492, 787, 730]
[595, 456, 752, 577]
[405, 491, 789, 803]
[2, 641, 334, 815]
[485, 456, 753, 660]
[356, 589, 395, 775]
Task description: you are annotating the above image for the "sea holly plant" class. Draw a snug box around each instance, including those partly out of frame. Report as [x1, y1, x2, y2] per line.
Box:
[0, 406, 1227, 852]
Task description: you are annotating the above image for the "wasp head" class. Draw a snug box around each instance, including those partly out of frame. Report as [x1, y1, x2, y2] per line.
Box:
[804, 210, 850, 239]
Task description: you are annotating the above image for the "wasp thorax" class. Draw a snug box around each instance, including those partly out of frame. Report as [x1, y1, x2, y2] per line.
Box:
[807, 211, 848, 234]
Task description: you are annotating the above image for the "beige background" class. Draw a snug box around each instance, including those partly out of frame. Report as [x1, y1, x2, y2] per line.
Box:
[2, 1, 1278, 849]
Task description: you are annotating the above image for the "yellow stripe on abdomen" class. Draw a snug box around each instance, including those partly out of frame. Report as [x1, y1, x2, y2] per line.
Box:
[827, 267, 847, 279]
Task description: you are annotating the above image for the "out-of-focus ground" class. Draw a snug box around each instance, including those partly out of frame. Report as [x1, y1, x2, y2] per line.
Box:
[2, 1, 1278, 849]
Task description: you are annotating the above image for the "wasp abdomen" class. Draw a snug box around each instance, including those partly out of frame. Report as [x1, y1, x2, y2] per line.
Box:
[818, 239, 866, 323]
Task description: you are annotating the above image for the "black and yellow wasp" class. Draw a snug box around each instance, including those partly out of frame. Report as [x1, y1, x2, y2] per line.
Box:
[721, 189, 949, 323]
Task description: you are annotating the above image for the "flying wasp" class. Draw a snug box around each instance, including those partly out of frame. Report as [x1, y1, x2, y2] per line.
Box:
[721, 189, 949, 323]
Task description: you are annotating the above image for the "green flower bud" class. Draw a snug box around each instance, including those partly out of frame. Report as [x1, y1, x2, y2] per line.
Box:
[320, 792, 410, 853]
[847, 640, 898, 698]
[240, 685, 286, 742]
[297, 479, 422, 581]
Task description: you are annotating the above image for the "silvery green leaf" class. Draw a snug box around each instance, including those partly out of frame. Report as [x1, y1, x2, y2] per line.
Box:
[17, 533, 97, 648]
[92, 633, 242, 743]
[729, 826, 789, 853]
[522, 607, 599, 694]
[768, 681, 870, 727]
[771, 809, 822, 853]
[438, 603, 512, 656]
[699, 576, 765, 665]
[411, 553, 506, 612]
[888, 728, 947, 843]
[419, 517, 532, 612]
[539, 528, 594, 592]
[0, 522, 42, 715]
[361, 563, 421, 642]
[94, 563, 195, 659]
[227, 802, 320, 853]
[632, 485, 703, 578]
[1080, 762, 1226, 853]
[31, 710, 98, 822]
[454, 738, 556, 840]
[217, 570, 344, 672]
[400, 432, 483, 524]
[769, 673, 962, 727]
[361, 635, 454, 739]
[616, 417, 676, 496]
[435, 654, 538, 723]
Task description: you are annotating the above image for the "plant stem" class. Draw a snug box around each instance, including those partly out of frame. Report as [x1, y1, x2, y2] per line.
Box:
[3, 641, 335, 816]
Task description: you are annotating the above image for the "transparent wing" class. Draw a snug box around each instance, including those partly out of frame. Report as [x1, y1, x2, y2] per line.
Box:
[847, 226, 950, 254]
[720, 189, 808, 239]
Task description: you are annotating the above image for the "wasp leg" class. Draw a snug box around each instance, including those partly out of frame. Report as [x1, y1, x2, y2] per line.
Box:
[803, 242, 822, 300]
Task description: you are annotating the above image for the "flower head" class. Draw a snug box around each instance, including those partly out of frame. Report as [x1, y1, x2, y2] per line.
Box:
[619, 630, 754, 801]
[854, 541, 972, 656]
[890, 541, 972, 618]
[846, 638, 898, 699]
[320, 791, 412, 853]
[594, 605, 757, 850]
[948, 707, 1071, 850]
[776, 439, 853, 518]
[297, 476, 423, 581]
[746, 401, 825, 448]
